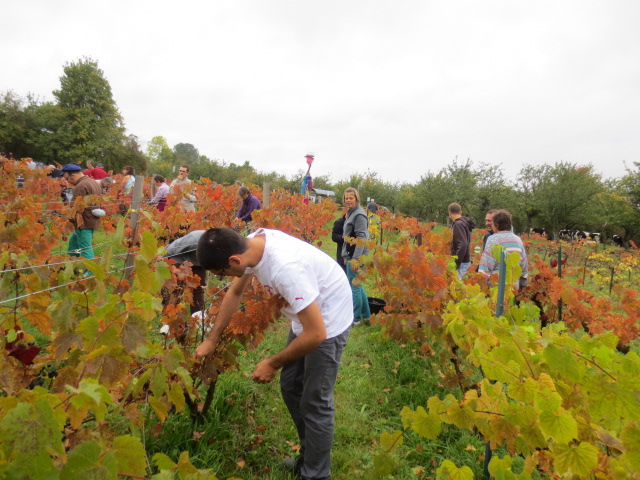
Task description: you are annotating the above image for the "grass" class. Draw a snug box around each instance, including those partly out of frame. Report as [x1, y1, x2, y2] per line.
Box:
[143, 320, 486, 479]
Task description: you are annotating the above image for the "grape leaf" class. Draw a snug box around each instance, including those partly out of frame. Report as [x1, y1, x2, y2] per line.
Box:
[412, 405, 441, 439]
[61, 440, 117, 480]
[113, 435, 147, 477]
[380, 430, 403, 453]
[436, 459, 474, 480]
[149, 395, 169, 422]
[551, 442, 599, 477]
[621, 422, 640, 471]
[0, 400, 64, 479]
[168, 382, 186, 413]
[153, 452, 177, 470]
[538, 408, 577, 444]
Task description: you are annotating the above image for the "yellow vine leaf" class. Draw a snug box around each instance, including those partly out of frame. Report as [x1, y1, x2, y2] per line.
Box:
[620, 422, 640, 471]
[113, 435, 147, 477]
[551, 442, 599, 477]
[538, 408, 577, 444]
[436, 459, 474, 480]
[148, 395, 169, 422]
[153, 452, 176, 470]
[412, 405, 441, 439]
[380, 430, 403, 453]
[400, 405, 414, 429]
[168, 382, 186, 413]
[488, 455, 515, 479]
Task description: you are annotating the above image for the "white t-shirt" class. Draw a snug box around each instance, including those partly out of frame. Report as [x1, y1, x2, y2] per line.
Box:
[245, 229, 352, 338]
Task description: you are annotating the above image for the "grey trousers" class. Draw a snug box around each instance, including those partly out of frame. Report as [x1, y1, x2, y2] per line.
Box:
[280, 327, 350, 480]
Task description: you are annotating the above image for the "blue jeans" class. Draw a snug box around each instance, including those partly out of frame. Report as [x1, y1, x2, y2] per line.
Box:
[280, 328, 349, 480]
[458, 262, 471, 280]
[346, 261, 371, 323]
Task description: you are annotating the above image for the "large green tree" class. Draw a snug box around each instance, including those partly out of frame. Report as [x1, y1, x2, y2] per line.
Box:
[52, 57, 136, 170]
[173, 143, 200, 165]
[145, 136, 174, 176]
[615, 162, 640, 242]
[517, 162, 604, 237]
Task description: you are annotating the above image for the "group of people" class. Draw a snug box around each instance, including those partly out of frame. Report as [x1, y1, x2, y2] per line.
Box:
[147, 165, 262, 225]
[15, 152, 529, 480]
[449, 203, 528, 289]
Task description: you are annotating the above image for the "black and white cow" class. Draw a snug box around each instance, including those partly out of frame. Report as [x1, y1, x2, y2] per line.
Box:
[612, 235, 624, 247]
[558, 229, 573, 241]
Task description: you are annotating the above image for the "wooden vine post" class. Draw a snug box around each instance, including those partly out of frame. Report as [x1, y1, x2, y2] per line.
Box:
[262, 182, 270, 209]
[124, 175, 145, 278]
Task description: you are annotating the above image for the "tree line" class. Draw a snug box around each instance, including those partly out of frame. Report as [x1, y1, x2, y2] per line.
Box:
[2, 58, 639, 243]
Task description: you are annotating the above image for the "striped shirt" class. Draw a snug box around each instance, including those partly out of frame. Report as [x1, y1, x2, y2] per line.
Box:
[478, 231, 528, 279]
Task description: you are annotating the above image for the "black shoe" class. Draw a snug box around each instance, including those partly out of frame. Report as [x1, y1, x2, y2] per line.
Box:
[283, 456, 303, 476]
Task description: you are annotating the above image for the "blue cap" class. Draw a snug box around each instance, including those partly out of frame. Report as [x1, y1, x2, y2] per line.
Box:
[61, 164, 82, 172]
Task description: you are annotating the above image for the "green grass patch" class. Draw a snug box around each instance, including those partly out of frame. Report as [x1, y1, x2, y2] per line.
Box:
[143, 320, 486, 479]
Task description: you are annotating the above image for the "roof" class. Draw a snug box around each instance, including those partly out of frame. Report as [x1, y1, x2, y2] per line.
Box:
[310, 188, 336, 197]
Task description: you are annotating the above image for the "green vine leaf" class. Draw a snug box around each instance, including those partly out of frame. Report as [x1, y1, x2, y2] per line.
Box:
[621, 422, 640, 471]
[411, 405, 441, 439]
[113, 435, 147, 477]
[436, 459, 474, 480]
[60, 440, 117, 480]
[380, 430, 403, 453]
[551, 442, 599, 477]
[0, 400, 64, 479]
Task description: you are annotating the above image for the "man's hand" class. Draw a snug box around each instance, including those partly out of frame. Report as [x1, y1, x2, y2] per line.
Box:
[252, 359, 277, 384]
[194, 338, 217, 360]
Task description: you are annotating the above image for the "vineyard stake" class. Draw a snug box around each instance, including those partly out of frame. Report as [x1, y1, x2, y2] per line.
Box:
[124, 175, 145, 278]
[609, 266, 615, 294]
[262, 181, 270, 209]
[484, 249, 507, 479]
[557, 247, 563, 323]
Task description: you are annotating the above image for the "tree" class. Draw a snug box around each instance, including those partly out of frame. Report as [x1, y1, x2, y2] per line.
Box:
[518, 162, 604, 237]
[398, 158, 478, 223]
[52, 57, 126, 167]
[173, 143, 200, 165]
[0, 91, 52, 160]
[614, 162, 640, 242]
[145, 136, 174, 176]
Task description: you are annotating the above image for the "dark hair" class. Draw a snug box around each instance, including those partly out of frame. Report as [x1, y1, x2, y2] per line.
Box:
[123, 165, 134, 176]
[153, 174, 165, 183]
[238, 186, 250, 196]
[197, 228, 248, 270]
[180, 164, 190, 173]
[492, 210, 512, 232]
[448, 203, 462, 214]
[486, 209, 498, 215]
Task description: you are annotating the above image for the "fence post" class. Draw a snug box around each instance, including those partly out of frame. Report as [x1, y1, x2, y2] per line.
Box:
[557, 246, 563, 322]
[262, 182, 270, 209]
[609, 267, 615, 294]
[483, 249, 507, 479]
[124, 175, 144, 278]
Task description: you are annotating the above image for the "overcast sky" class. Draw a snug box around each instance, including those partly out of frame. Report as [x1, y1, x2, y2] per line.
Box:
[4, 1, 639, 184]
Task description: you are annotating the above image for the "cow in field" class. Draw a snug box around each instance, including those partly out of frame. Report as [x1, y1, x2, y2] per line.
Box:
[612, 235, 624, 247]
[558, 229, 573, 241]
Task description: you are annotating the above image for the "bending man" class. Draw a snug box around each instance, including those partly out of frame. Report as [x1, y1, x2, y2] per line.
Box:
[194, 228, 351, 480]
